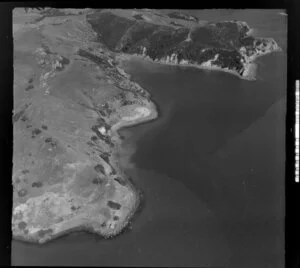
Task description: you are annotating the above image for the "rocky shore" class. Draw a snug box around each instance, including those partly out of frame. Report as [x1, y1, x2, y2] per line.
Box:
[87, 10, 282, 80]
[116, 35, 281, 81]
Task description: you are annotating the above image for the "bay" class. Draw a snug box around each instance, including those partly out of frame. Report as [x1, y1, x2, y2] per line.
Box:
[12, 10, 286, 268]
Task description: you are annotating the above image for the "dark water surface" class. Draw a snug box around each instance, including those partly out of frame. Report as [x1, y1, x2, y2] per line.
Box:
[12, 10, 286, 267]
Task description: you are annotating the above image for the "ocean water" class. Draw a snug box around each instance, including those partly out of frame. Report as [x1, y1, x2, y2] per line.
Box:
[12, 10, 286, 267]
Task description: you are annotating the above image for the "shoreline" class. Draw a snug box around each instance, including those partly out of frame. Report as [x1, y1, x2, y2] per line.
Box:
[13, 100, 159, 245]
[118, 53, 254, 80]
[93, 103, 159, 237]
[13, 176, 146, 245]
[111, 104, 158, 134]
[116, 44, 282, 81]
[117, 53, 248, 80]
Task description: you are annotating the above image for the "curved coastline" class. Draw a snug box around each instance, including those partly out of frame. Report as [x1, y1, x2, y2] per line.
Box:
[13, 98, 159, 245]
[106, 103, 158, 236]
[114, 24, 282, 82]
[117, 47, 281, 81]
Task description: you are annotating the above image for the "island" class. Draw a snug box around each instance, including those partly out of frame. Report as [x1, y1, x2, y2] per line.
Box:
[12, 8, 281, 244]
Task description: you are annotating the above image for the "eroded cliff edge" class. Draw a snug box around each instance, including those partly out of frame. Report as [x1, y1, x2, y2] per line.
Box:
[13, 8, 157, 243]
[87, 9, 281, 79]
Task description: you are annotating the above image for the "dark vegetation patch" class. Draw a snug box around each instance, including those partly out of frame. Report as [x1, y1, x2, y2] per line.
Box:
[91, 124, 113, 146]
[91, 135, 98, 142]
[110, 167, 117, 175]
[77, 49, 110, 68]
[41, 43, 52, 54]
[98, 110, 106, 117]
[191, 26, 223, 48]
[71, 205, 81, 211]
[60, 56, 70, 65]
[13, 109, 25, 123]
[18, 189, 27, 197]
[118, 92, 134, 106]
[56, 56, 70, 71]
[171, 41, 244, 73]
[133, 14, 145, 21]
[214, 22, 241, 42]
[107, 200, 121, 210]
[92, 177, 104, 185]
[41, 124, 48, 130]
[213, 50, 243, 71]
[114, 177, 127, 186]
[18, 221, 27, 230]
[87, 11, 135, 49]
[21, 115, 28, 122]
[22, 169, 30, 174]
[98, 104, 113, 118]
[94, 164, 105, 174]
[31, 128, 42, 138]
[100, 152, 110, 163]
[86, 11, 256, 74]
[44, 137, 57, 147]
[86, 141, 95, 147]
[38, 228, 53, 238]
[32, 181, 43, 188]
[25, 84, 34, 92]
[239, 35, 255, 47]
[255, 39, 262, 46]
[211, 22, 248, 49]
[143, 27, 189, 60]
[113, 215, 119, 221]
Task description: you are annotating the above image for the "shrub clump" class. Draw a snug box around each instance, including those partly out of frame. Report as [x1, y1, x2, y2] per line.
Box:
[18, 189, 27, 197]
[94, 164, 105, 174]
[32, 181, 43, 188]
[107, 200, 121, 210]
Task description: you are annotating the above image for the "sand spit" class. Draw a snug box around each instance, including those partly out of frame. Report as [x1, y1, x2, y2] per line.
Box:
[111, 105, 158, 133]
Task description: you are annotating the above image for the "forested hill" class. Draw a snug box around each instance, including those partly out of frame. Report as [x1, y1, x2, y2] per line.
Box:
[87, 9, 280, 78]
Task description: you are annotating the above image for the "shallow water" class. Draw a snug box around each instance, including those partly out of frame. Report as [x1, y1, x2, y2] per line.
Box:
[12, 10, 286, 267]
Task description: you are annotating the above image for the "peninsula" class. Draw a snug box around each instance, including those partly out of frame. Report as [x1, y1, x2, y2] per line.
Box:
[87, 9, 281, 80]
[13, 7, 157, 243]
